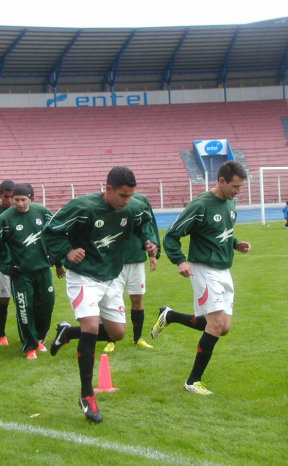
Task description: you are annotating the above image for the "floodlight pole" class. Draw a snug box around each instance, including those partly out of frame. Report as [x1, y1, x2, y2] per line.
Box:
[259, 167, 265, 225]
[41, 184, 46, 207]
[159, 180, 163, 209]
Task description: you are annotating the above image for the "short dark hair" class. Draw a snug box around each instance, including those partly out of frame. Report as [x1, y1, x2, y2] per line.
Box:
[217, 161, 247, 183]
[0, 180, 15, 193]
[106, 166, 136, 188]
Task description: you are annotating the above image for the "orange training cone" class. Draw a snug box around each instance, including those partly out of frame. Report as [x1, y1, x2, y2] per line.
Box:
[94, 353, 119, 393]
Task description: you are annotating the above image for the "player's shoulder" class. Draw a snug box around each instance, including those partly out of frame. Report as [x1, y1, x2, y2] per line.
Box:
[62, 192, 100, 211]
[133, 192, 149, 205]
[30, 202, 49, 212]
[185, 191, 209, 210]
[0, 206, 14, 220]
[128, 195, 147, 210]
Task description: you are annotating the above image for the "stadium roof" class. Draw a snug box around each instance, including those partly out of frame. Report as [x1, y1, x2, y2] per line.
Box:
[0, 17, 287, 93]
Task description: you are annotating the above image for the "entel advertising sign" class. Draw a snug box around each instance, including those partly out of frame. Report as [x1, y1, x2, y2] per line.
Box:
[46, 92, 149, 107]
[195, 139, 228, 156]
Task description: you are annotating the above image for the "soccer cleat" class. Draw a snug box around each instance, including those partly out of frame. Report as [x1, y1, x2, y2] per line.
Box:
[184, 381, 213, 395]
[135, 338, 153, 349]
[0, 336, 9, 346]
[26, 349, 37, 360]
[50, 321, 71, 356]
[151, 306, 172, 339]
[79, 395, 103, 423]
[103, 342, 115, 353]
[37, 341, 47, 352]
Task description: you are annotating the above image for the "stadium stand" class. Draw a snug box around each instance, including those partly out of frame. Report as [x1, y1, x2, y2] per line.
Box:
[1, 99, 288, 211]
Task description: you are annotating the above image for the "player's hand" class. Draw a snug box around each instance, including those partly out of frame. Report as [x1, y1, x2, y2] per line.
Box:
[67, 248, 86, 263]
[235, 241, 251, 253]
[149, 256, 158, 271]
[145, 240, 158, 257]
[8, 265, 20, 278]
[178, 261, 193, 277]
[56, 265, 66, 278]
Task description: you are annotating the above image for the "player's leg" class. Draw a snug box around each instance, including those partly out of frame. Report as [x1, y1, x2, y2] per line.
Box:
[11, 273, 40, 358]
[100, 276, 127, 344]
[0, 297, 10, 345]
[126, 263, 152, 348]
[129, 294, 152, 348]
[184, 265, 233, 395]
[151, 306, 207, 339]
[103, 266, 127, 353]
[33, 268, 55, 351]
[66, 270, 105, 422]
[0, 272, 11, 345]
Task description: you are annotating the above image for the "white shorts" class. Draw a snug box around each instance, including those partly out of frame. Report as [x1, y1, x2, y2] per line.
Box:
[114, 263, 146, 295]
[66, 270, 126, 323]
[190, 263, 234, 316]
[0, 272, 11, 298]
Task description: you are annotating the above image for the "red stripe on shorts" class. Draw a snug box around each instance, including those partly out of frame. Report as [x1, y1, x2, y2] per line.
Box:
[198, 285, 208, 306]
[72, 285, 84, 309]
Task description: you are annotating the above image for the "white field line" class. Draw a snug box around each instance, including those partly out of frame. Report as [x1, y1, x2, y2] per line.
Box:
[0, 420, 196, 465]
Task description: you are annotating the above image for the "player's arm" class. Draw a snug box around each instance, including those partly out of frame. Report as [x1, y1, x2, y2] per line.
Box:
[0, 220, 15, 276]
[164, 202, 203, 267]
[44, 200, 87, 262]
[133, 208, 159, 256]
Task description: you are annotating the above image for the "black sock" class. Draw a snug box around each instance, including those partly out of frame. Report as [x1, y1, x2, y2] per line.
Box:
[66, 326, 81, 340]
[98, 323, 112, 342]
[186, 332, 219, 384]
[166, 310, 206, 331]
[77, 332, 98, 397]
[0, 303, 8, 337]
[131, 309, 144, 342]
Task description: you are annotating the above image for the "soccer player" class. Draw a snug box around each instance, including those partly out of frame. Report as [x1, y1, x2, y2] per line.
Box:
[0, 183, 55, 359]
[45, 166, 158, 423]
[0, 180, 15, 345]
[151, 161, 251, 395]
[104, 192, 160, 352]
[20, 183, 66, 279]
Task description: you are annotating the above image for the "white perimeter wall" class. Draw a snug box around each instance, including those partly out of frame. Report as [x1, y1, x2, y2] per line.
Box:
[0, 85, 287, 108]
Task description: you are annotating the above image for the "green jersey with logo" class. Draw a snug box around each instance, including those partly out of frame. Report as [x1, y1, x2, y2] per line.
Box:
[121, 192, 160, 264]
[164, 191, 238, 270]
[44, 192, 159, 281]
[0, 204, 52, 274]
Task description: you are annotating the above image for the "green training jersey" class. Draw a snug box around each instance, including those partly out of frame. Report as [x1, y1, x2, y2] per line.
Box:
[0, 203, 52, 274]
[164, 191, 238, 270]
[121, 192, 160, 264]
[0, 206, 6, 214]
[44, 192, 159, 281]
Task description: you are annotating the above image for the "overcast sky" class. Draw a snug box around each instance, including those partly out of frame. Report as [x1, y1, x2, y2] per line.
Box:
[1, 0, 287, 28]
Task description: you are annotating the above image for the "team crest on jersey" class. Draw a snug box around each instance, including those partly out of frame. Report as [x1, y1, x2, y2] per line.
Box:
[231, 210, 236, 219]
[95, 220, 104, 228]
[213, 214, 222, 222]
[36, 218, 42, 226]
[120, 217, 128, 227]
[16, 225, 23, 231]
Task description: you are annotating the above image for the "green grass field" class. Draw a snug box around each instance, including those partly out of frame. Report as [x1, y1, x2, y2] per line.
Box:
[0, 221, 287, 465]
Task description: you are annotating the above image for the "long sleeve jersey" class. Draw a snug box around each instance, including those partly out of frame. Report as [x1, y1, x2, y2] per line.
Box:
[0, 203, 52, 274]
[44, 192, 159, 281]
[164, 191, 238, 270]
[121, 192, 160, 264]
